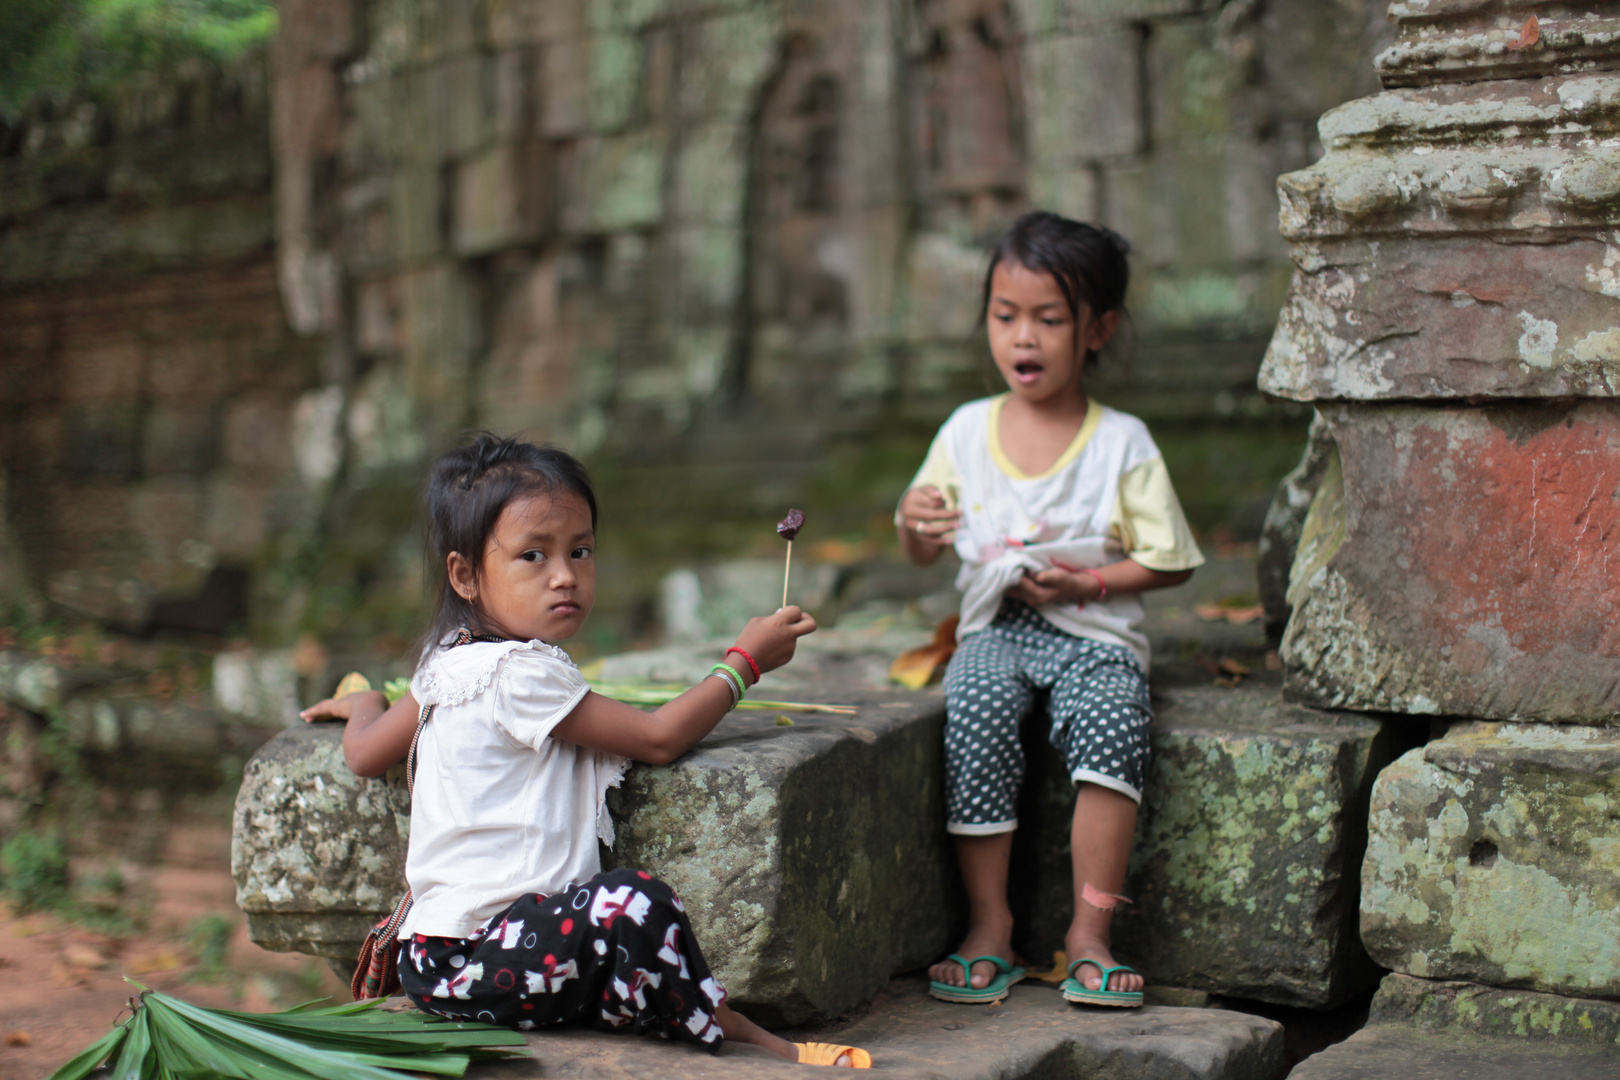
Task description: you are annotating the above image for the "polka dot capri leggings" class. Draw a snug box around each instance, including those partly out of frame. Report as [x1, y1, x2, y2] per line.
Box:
[943, 599, 1153, 834]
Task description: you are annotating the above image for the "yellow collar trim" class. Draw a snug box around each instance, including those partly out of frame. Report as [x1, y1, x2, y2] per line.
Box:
[987, 394, 1103, 481]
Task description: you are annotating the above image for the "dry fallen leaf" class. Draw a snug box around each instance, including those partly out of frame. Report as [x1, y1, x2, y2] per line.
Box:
[1509, 14, 1539, 50]
[334, 671, 373, 697]
[1026, 949, 1071, 984]
[3, 1031, 31, 1047]
[888, 614, 960, 689]
[1218, 657, 1251, 676]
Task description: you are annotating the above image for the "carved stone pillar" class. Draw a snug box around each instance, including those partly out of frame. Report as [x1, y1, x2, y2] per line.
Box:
[1261, 3, 1620, 722]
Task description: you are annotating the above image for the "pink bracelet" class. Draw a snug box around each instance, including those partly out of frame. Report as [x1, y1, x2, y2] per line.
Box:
[1079, 567, 1107, 600]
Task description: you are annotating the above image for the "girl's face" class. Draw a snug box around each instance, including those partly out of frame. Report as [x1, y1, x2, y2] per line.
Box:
[449, 490, 596, 643]
[986, 260, 1118, 407]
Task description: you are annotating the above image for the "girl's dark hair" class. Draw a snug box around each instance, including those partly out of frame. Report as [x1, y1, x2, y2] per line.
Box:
[419, 433, 597, 660]
[979, 211, 1131, 371]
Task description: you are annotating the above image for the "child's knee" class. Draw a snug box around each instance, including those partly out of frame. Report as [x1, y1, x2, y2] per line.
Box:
[593, 867, 684, 912]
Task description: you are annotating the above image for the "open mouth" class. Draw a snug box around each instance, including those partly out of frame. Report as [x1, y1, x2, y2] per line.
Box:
[1012, 360, 1044, 382]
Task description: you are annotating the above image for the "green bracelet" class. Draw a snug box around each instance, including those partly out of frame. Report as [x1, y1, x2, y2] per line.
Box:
[709, 663, 743, 707]
[712, 661, 747, 701]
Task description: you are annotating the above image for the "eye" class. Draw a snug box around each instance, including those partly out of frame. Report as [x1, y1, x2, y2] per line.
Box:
[571, 546, 593, 561]
[1042, 317, 1066, 327]
[520, 550, 545, 563]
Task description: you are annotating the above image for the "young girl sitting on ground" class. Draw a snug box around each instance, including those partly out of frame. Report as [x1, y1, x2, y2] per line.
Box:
[897, 212, 1203, 1008]
[302, 435, 870, 1068]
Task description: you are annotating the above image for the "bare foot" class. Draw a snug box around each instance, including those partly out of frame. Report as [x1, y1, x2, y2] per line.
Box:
[1063, 933, 1143, 994]
[928, 922, 1016, 990]
[716, 1003, 860, 1067]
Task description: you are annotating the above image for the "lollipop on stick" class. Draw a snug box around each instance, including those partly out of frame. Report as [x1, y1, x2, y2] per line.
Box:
[777, 509, 805, 609]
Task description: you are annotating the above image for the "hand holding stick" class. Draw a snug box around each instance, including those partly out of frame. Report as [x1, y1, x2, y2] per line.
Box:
[777, 509, 804, 610]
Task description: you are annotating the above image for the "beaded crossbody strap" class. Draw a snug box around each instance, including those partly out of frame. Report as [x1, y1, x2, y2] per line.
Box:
[351, 695, 435, 1000]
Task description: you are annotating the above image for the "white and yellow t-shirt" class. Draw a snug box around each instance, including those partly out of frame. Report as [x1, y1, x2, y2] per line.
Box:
[903, 395, 1203, 668]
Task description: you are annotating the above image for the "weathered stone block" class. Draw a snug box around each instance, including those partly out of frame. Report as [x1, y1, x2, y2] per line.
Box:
[234, 692, 956, 1026]
[1290, 973, 1620, 1079]
[538, 37, 591, 137]
[1361, 724, 1620, 998]
[1101, 682, 1401, 1008]
[1023, 27, 1143, 163]
[557, 131, 667, 234]
[1262, 234, 1620, 402]
[1001, 682, 1397, 1008]
[452, 141, 551, 256]
[1288, 1023, 1620, 1079]
[1282, 402, 1620, 722]
[1370, 972, 1620, 1047]
[399, 262, 481, 411]
[1014, 0, 1199, 36]
[232, 724, 412, 963]
[487, 0, 588, 48]
[671, 122, 748, 227]
[389, 164, 444, 262]
[674, 9, 781, 124]
[1377, 3, 1620, 89]
[588, 31, 642, 132]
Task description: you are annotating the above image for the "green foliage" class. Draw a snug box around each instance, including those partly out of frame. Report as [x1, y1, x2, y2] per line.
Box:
[0, 830, 70, 913]
[0, 0, 277, 116]
[50, 985, 530, 1080]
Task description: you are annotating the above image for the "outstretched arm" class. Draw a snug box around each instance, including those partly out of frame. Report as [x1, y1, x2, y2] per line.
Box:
[552, 605, 817, 764]
[301, 689, 422, 777]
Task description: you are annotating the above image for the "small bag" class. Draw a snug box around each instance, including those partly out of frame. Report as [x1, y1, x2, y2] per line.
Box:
[351, 699, 436, 1000]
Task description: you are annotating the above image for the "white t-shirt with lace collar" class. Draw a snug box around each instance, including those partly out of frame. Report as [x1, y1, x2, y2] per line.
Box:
[401, 638, 627, 939]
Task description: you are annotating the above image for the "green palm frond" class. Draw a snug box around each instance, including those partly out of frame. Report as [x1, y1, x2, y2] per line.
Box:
[385, 674, 857, 715]
[50, 983, 528, 1080]
[588, 680, 858, 715]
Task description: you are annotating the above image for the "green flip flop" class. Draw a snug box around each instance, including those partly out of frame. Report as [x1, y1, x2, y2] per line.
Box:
[928, 953, 1026, 1004]
[1061, 957, 1144, 1007]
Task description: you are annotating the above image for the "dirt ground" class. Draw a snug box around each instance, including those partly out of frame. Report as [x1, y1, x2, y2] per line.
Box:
[0, 815, 349, 1080]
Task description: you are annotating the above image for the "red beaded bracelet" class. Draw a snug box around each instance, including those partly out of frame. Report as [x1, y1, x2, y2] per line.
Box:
[726, 646, 762, 682]
[1079, 567, 1108, 600]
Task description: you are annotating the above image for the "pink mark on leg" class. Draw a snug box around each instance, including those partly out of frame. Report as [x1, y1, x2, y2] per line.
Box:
[1081, 883, 1132, 910]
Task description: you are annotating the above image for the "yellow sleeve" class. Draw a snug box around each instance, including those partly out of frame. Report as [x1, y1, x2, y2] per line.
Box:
[1109, 457, 1205, 571]
[895, 432, 963, 525]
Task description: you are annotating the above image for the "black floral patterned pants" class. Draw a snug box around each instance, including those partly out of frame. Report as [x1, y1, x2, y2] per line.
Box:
[398, 867, 728, 1050]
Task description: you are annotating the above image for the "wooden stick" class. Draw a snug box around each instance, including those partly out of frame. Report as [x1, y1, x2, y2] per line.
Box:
[782, 540, 792, 609]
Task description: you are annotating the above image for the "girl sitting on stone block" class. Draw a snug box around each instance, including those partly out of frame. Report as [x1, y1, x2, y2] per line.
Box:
[301, 434, 870, 1068]
[897, 212, 1203, 1008]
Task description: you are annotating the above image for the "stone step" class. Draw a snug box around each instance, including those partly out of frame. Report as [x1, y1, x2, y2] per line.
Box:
[1288, 1026, 1620, 1080]
[1362, 723, 1620, 998]
[1288, 973, 1620, 1078]
[233, 628, 1397, 1023]
[1040, 680, 1410, 1009]
[461, 976, 1286, 1080]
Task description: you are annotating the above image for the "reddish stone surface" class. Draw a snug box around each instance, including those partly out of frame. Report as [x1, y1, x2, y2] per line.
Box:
[1284, 402, 1620, 721]
[1263, 235, 1620, 402]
